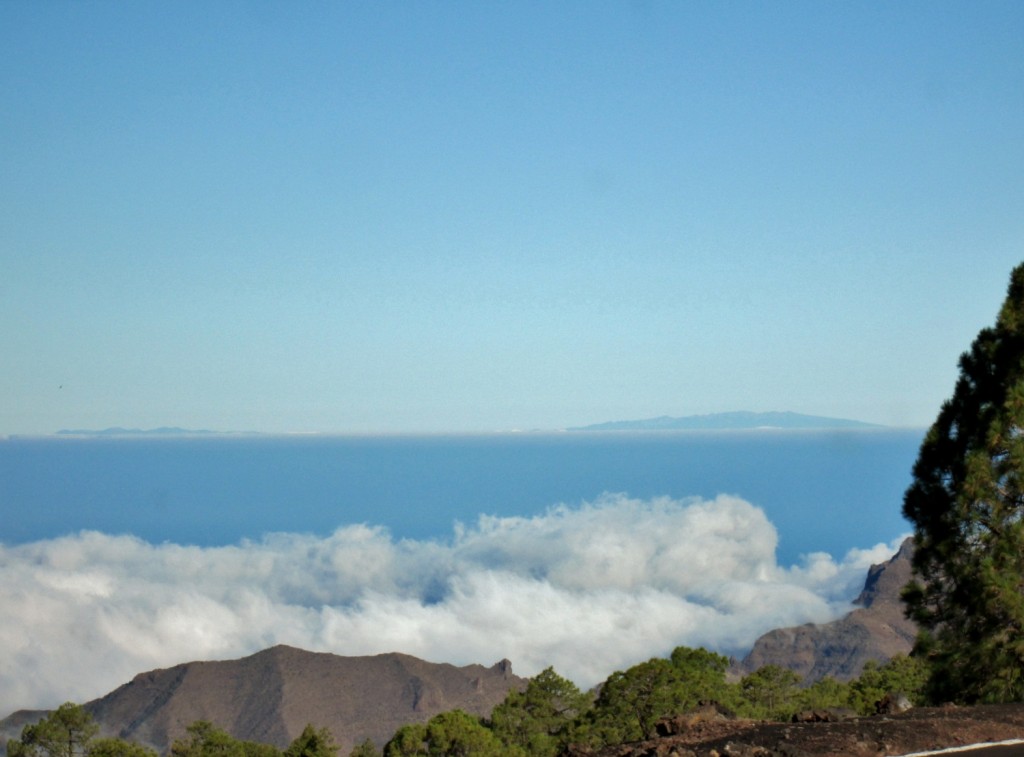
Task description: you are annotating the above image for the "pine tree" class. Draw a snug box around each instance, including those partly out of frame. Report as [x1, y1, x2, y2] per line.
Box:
[347, 740, 379, 757]
[903, 262, 1024, 703]
[283, 725, 337, 757]
[7, 703, 99, 757]
[489, 667, 589, 756]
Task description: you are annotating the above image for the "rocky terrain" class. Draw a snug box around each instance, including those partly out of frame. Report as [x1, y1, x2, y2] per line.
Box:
[1, 646, 524, 755]
[735, 539, 917, 683]
[571, 704, 1024, 756]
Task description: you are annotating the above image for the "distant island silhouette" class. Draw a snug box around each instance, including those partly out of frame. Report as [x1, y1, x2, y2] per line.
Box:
[55, 426, 223, 437]
[568, 411, 883, 431]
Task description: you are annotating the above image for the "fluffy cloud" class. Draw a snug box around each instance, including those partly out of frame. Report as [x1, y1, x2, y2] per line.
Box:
[0, 493, 907, 716]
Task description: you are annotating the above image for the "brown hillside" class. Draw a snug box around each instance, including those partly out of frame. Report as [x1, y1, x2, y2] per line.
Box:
[74, 645, 523, 754]
[735, 538, 917, 683]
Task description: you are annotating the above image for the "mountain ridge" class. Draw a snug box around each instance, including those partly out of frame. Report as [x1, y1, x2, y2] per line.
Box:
[734, 538, 917, 682]
[55, 427, 229, 437]
[567, 411, 883, 431]
[0, 647, 524, 755]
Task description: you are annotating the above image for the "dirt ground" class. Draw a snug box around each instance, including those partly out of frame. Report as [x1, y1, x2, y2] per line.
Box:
[571, 704, 1024, 757]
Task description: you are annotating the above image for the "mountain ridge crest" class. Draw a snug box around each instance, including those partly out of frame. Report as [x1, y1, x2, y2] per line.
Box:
[568, 411, 883, 431]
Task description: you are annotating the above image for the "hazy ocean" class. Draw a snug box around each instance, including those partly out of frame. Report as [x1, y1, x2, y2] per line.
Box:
[1, 429, 923, 565]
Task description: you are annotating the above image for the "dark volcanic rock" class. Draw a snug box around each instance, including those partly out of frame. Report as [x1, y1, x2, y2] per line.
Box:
[2, 646, 525, 756]
[736, 539, 917, 683]
[655, 702, 736, 736]
[574, 704, 1024, 757]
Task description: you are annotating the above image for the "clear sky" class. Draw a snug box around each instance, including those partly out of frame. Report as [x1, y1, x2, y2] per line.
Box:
[2, 1, 1022, 435]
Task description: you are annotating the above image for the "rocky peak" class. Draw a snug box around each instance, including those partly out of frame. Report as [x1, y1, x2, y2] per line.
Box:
[854, 537, 914, 609]
[735, 538, 918, 683]
[490, 658, 514, 677]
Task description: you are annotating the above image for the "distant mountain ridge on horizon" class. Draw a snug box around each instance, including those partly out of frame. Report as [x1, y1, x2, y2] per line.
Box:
[54, 427, 246, 437]
[49, 412, 882, 437]
[568, 411, 883, 432]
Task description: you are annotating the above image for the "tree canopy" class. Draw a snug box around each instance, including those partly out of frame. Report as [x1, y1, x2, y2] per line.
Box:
[85, 740, 158, 757]
[903, 262, 1024, 703]
[383, 710, 511, 757]
[8, 703, 99, 757]
[489, 666, 589, 757]
[167, 721, 337, 757]
[739, 665, 801, 720]
[1, 649, 935, 757]
[170, 721, 248, 757]
[283, 725, 337, 757]
[581, 646, 732, 745]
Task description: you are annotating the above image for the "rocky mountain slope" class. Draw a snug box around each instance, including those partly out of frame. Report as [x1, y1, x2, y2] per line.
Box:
[735, 538, 917, 682]
[2, 646, 524, 755]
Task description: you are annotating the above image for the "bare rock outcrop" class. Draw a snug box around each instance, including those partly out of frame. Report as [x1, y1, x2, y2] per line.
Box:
[735, 539, 917, 683]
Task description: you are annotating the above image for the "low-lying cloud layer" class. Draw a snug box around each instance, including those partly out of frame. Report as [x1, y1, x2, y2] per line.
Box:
[0, 493, 906, 717]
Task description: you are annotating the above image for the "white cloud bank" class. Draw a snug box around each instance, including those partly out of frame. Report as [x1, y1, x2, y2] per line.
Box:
[0, 493, 908, 716]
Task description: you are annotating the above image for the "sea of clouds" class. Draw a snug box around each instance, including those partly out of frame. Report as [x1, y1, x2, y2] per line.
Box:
[0, 493, 907, 717]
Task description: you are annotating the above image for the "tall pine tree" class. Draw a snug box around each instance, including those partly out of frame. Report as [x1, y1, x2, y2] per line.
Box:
[903, 262, 1024, 703]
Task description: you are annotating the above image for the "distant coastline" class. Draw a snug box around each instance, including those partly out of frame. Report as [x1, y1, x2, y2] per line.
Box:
[54, 427, 239, 437]
[28, 413, 886, 438]
[567, 411, 884, 432]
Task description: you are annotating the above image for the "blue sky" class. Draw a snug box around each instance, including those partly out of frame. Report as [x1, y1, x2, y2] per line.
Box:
[2, 1, 1022, 435]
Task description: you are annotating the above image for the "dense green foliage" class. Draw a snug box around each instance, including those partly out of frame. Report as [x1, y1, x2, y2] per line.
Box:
[169, 721, 284, 757]
[85, 740, 159, 757]
[4, 706, 341, 757]
[848, 656, 929, 713]
[488, 667, 589, 757]
[382, 711, 510, 757]
[7, 703, 100, 757]
[346, 740, 380, 757]
[579, 647, 732, 746]
[587, 658, 683, 743]
[170, 721, 244, 757]
[738, 665, 801, 720]
[8, 650, 930, 757]
[902, 262, 1024, 704]
[283, 726, 337, 757]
